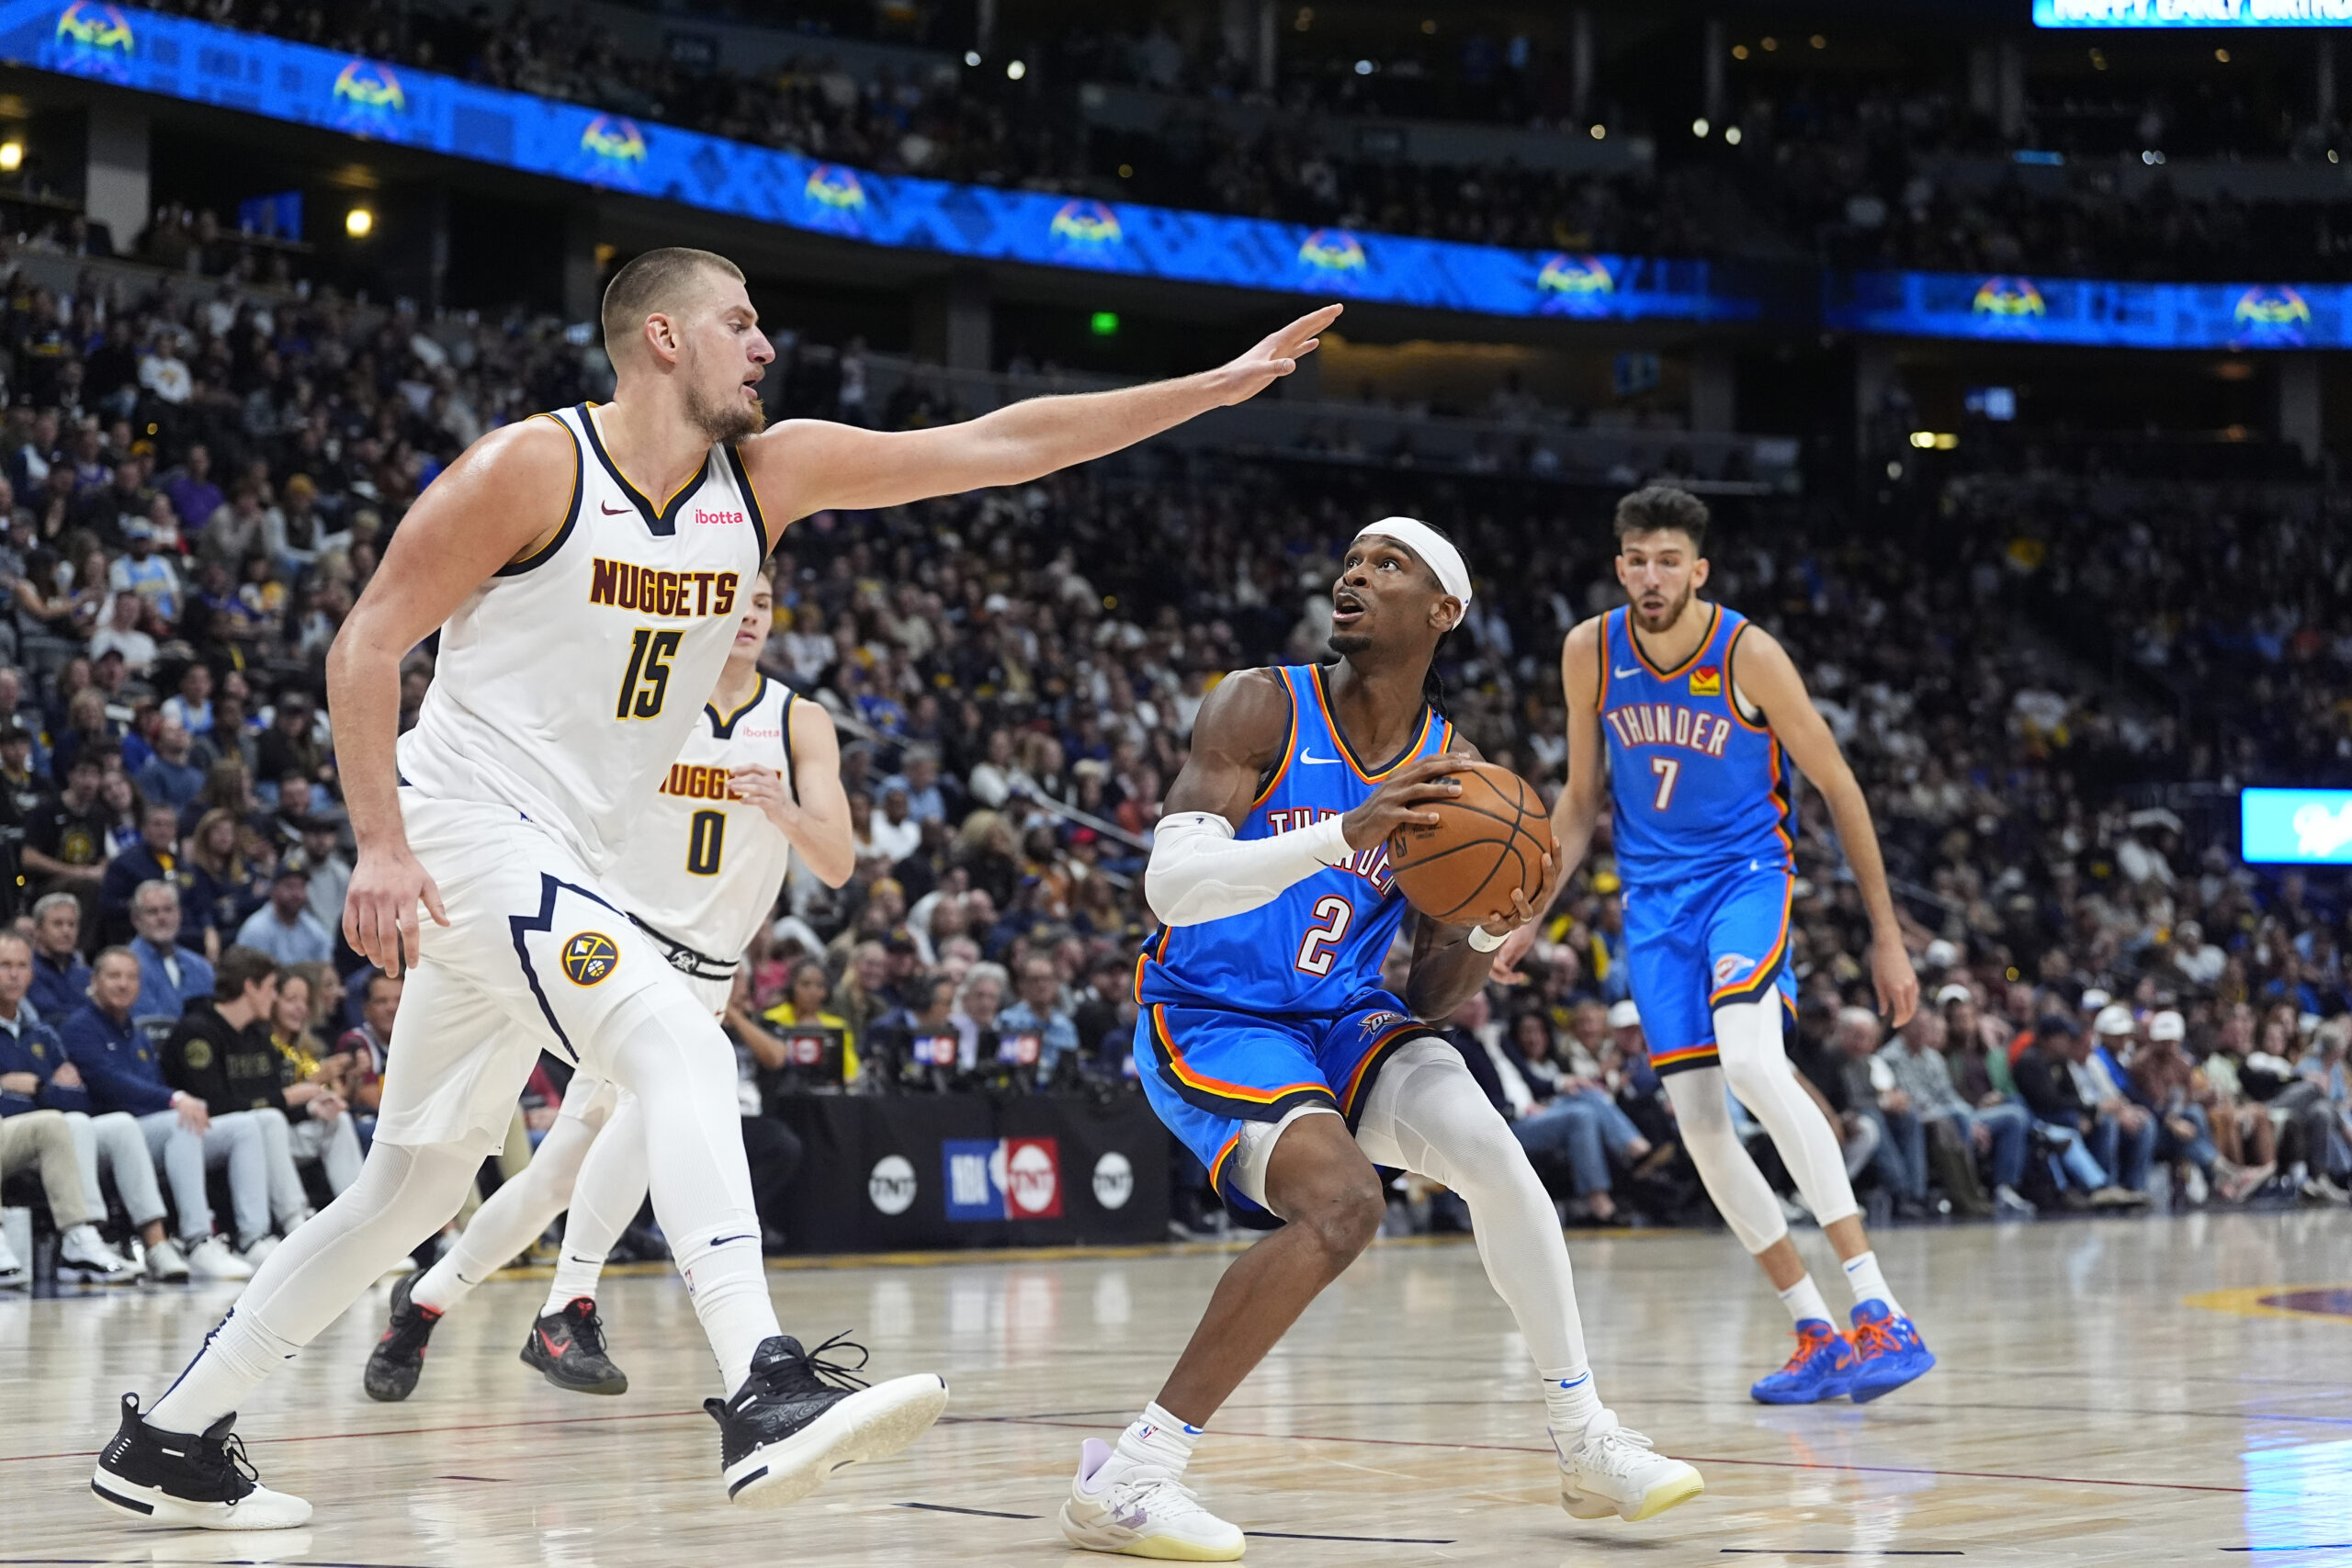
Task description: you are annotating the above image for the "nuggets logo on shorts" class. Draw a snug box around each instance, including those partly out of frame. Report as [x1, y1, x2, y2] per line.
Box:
[561, 931, 620, 987]
[1713, 953, 1751, 987]
[1690, 666, 1722, 696]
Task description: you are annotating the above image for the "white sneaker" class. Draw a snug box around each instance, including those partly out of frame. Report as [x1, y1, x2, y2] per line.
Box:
[2182, 1166, 2210, 1206]
[1992, 1184, 2038, 1219]
[1554, 1410, 1705, 1523]
[185, 1235, 255, 1280]
[59, 1224, 141, 1283]
[2301, 1176, 2351, 1207]
[1058, 1439, 1245, 1561]
[145, 1237, 192, 1282]
[281, 1208, 315, 1235]
[0, 1229, 25, 1289]
[243, 1235, 281, 1266]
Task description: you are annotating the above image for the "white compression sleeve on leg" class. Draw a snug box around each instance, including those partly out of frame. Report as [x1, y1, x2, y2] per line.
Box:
[597, 989, 777, 1393]
[546, 1093, 649, 1314]
[1353, 1038, 1590, 1377]
[1145, 810, 1351, 927]
[1713, 1000, 1860, 1230]
[411, 1107, 604, 1315]
[1660, 1066, 1791, 1256]
[150, 1136, 489, 1431]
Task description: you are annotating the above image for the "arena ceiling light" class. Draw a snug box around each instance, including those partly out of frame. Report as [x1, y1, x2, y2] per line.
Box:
[345, 207, 373, 238]
[0, 140, 20, 172]
[1724, 126, 1743, 145]
[1005, 59, 1026, 80]
[1692, 118, 1711, 138]
[1908, 431, 1957, 450]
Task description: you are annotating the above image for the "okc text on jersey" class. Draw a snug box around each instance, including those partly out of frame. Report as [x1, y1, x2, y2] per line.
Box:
[1264, 807, 1395, 893]
[1603, 701, 1735, 758]
[588, 558, 741, 619]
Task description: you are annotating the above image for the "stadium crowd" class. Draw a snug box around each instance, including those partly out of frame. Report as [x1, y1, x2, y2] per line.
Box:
[96, 0, 2352, 282]
[1, 235, 2346, 1290]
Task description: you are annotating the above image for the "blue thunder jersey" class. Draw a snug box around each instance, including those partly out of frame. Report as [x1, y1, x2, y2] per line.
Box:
[1598, 604, 1795, 886]
[1138, 663, 1455, 1017]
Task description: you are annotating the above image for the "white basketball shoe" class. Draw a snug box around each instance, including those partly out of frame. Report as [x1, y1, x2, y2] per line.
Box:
[1059, 1438, 1246, 1561]
[1554, 1409, 1705, 1522]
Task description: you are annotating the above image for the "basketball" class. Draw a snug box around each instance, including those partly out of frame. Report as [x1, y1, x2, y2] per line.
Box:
[1387, 760, 1552, 929]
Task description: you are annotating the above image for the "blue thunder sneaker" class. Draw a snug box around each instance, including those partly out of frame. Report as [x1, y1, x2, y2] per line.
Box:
[1749, 1320, 1857, 1404]
[1845, 1302, 1936, 1404]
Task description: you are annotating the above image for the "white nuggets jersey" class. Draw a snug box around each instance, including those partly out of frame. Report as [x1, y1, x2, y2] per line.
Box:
[397, 402, 770, 871]
[610, 675, 800, 973]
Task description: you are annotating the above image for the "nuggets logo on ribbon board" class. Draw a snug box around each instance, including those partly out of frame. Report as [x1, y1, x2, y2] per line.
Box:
[576, 115, 648, 189]
[331, 59, 406, 135]
[560, 931, 619, 987]
[51, 1, 130, 79]
[942, 1136, 1063, 1221]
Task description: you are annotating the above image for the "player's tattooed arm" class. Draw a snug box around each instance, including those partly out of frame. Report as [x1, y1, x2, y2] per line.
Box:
[1490, 618, 1605, 983]
[1731, 624, 1919, 1028]
[743, 306, 1341, 522]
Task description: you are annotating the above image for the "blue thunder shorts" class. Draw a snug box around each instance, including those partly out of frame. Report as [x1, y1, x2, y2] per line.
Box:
[1623, 859, 1796, 1077]
[1136, 992, 1424, 1214]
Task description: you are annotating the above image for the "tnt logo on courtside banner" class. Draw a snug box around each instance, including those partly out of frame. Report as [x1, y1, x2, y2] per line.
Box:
[561, 931, 620, 986]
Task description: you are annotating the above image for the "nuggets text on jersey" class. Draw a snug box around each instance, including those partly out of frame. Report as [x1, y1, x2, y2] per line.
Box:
[658, 762, 742, 802]
[587, 558, 741, 618]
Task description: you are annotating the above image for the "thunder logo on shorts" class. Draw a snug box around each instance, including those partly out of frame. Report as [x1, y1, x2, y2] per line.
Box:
[561, 931, 620, 986]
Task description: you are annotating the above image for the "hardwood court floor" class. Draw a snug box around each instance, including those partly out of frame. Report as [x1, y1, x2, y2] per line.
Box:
[5, 1210, 2352, 1567]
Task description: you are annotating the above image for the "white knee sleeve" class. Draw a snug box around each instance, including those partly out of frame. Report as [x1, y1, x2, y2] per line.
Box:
[1713, 1000, 1859, 1230]
[1662, 1066, 1789, 1254]
[417, 1110, 604, 1311]
[1355, 1039, 1589, 1374]
[560, 1093, 650, 1264]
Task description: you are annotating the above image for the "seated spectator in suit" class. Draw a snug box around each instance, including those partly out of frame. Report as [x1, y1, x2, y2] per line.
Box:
[129, 876, 214, 1030]
[27, 891, 91, 1021]
[97, 799, 182, 946]
[61, 944, 263, 1276]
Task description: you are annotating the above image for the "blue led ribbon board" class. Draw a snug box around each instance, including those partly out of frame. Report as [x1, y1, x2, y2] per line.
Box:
[2242, 789, 2352, 866]
[7, 2, 1756, 323]
[1824, 270, 2352, 349]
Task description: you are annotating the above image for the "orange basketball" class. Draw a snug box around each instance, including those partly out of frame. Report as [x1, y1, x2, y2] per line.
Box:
[1387, 760, 1552, 928]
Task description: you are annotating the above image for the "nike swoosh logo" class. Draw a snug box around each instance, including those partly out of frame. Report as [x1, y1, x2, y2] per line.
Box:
[600, 501, 631, 515]
[713, 1233, 756, 1247]
[1614, 666, 1642, 678]
[1299, 749, 1342, 765]
[538, 1328, 571, 1357]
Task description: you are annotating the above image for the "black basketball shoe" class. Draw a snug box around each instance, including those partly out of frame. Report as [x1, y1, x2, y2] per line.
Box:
[705, 1333, 950, 1509]
[363, 1271, 441, 1403]
[519, 1297, 628, 1396]
[90, 1394, 311, 1529]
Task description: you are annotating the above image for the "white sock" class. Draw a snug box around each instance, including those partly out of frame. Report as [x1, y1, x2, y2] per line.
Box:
[149, 1309, 300, 1432]
[544, 1250, 605, 1318]
[1839, 1251, 1902, 1317]
[1778, 1273, 1833, 1326]
[1540, 1365, 1604, 1439]
[1108, 1401, 1201, 1481]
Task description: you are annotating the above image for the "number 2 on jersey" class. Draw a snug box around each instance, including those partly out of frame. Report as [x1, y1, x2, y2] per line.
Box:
[1295, 895, 1351, 976]
[1649, 755, 1680, 810]
[617, 628, 682, 720]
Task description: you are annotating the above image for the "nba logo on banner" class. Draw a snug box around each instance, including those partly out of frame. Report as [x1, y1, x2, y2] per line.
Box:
[942, 1137, 1063, 1221]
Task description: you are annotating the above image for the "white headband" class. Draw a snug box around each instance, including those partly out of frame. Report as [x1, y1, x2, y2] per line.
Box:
[1355, 516, 1472, 616]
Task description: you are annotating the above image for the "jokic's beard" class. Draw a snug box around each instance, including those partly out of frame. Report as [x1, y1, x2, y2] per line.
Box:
[684, 376, 766, 444]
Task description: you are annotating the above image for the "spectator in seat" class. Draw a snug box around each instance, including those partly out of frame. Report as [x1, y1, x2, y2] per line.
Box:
[162, 945, 317, 1252]
[761, 957, 860, 1082]
[0, 931, 146, 1280]
[1881, 1008, 2023, 1219]
[264, 960, 363, 1198]
[234, 854, 333, 965]
[160, 660, 214, 739]
[949, 962, 1009, 1071]
[28, 891, 92, 1021]
[999, 953, 1080, 1080]
[866, 784, 922, 863]
[25, 750, 107, 898]
[2015, 1014, 2151, 1208]
[61, 942, 263, 1277]
[129, 877, 214, 1032]
[98, 799, 182, 946]
[255, 687, 330, 788]
[179, 806, 251, 957]
[107, 519, 181, 623]
[2131, 1008, 2231, 1206]
[869, 971, 959, 1085]
[298, 816, 351, 935]
[133, 716, 205, 812]
[1503, 1007, 1650, 1224]
[1836, 1006, 1930, 1218]
[334, 969, 396, 1134]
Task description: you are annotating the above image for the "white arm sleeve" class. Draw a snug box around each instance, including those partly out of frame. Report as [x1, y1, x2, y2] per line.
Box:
[1146, 810, 1353, 927]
